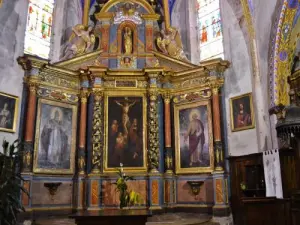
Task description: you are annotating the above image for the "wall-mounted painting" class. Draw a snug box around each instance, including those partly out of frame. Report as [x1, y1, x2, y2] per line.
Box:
[0, 92, 19, 133]
[104, 92, 147, 172]
[33, 99, 77, 174]
[230, 93, 255, 132]
[174, 100, 214, 174]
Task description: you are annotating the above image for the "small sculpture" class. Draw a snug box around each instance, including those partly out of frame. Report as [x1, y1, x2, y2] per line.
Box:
[291, 52, 300, 74]
[61, 24, 96, 61]
[124, 27, 133, 54]
[156, 27, 189, 61]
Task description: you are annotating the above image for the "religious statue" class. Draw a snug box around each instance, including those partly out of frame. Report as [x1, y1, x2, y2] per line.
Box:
[123, 27, 133, 54]
[184, 113, 205, 166]
[61, 24, 96, 61]
[292, 52, 300, 74]
[156, 27, 189, 61]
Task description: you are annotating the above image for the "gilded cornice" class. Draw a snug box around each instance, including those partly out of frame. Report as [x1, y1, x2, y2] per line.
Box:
[54, 50, 103, 68]
[151, 51, 197, 69]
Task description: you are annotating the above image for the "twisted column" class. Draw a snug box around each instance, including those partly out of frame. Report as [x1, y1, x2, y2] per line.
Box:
[91, 89, 103, 174]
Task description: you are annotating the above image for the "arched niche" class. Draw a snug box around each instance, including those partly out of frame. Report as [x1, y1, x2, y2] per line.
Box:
[100, 0, 155, 14]
[117, 21, 138, 54]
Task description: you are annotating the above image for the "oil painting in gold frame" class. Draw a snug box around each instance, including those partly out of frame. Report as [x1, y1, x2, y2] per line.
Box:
[104, 91, 147, 173]
[174, 100, 214, 174]
[0, 92, 19, 133]
[33, 98, 77, 174]
[230, 93, 255, 132]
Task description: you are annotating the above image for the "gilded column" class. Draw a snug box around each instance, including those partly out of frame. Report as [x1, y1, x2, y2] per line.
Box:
[146, 69, 162, 173]
[78, 89, 89, 175]
[91, 89, 104, 174]
[23, 79, 39, 172]
[162, 92, 173, 174]
[162, 0, 171, 30]
[212, 87, 223, 171]
[83, 0, 91, 27]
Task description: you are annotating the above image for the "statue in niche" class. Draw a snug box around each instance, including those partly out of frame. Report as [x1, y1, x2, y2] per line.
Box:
[123, 27, 133, 54]
[61, 24, 96, 61]
[156, 27, 189, 61]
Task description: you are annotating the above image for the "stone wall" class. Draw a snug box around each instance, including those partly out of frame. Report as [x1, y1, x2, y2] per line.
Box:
[0, 0, 28, 147]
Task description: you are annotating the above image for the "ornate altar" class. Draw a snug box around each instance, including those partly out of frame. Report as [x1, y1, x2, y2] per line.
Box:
[17, 0, 230, 218]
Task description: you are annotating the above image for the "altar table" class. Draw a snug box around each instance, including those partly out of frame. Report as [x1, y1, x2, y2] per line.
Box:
[70, 209, 152, 225]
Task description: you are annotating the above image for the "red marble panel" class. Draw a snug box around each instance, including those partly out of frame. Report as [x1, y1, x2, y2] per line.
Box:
[22, 181, 30, 206]
[151, 180, 159, 205]
[31, 181, 72, 205]
[177, 180, 214, 203]
[215, 179, 224, 204]
[91, 180, 99, 206]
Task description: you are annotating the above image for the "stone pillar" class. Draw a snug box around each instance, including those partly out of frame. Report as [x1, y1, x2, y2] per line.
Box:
[83, 0, 91, 27]
[78, 89, 89, 175]
[212, 87, 224, 171]
[23, 77, 39, 172]
[91, 88, 104, 174]
[162, 92, 173, 174]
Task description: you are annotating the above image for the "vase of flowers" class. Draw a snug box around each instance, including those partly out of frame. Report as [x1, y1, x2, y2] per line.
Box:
[114, 163, 142, 209]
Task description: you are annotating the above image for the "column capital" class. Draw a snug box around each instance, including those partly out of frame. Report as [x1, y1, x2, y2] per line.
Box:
[79, 89, 90, 103]
[162, 91, 172, 104]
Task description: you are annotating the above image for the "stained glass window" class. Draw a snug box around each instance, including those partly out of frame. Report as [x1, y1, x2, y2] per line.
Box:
[196, 0, 224, 61]
[24, 0, 55, 59]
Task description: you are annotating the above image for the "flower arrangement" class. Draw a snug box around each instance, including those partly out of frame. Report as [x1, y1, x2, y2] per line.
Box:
[113, 163, 142, 209]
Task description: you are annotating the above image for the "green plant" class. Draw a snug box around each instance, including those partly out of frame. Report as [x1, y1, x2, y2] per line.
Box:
[0, 140, 29, 225]
[113, 163, 142, 209]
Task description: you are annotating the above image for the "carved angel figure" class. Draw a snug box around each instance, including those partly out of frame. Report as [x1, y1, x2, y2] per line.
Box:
[156, 27, 188, 61]
[61, 24, 96, 61]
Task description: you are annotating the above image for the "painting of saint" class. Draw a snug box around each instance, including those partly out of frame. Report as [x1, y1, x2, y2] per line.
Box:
[230, 93, 255, 132]
[174, 101, 214, 174]
[34, 99, 77, 174]
[106, 96, 145, 170]
[0, 92, 18, 133]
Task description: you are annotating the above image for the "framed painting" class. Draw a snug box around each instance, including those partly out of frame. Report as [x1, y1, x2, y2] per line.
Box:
[33, 99, 77, 174]
[174, 100, 214, 174]
[104, 91, 147, 172]
[230, 93, 255, 132]
[0, 92, 19, 133]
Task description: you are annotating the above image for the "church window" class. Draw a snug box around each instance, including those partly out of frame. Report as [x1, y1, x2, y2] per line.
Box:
[197, 0, 224, 61]
[24, 0, 55, 59]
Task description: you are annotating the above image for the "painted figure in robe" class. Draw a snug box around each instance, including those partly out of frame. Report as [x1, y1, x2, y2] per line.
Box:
[41, 109, 68, 165]
[0, 103, 11, 129]
[184, 113, 205, 166]
[236, 103, 251, 128]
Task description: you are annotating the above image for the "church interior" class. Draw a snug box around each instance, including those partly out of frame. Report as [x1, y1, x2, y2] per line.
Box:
[1, 0, 300, 225]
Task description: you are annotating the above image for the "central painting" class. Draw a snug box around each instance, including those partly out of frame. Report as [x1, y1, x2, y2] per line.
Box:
[104, 92, 147, 172]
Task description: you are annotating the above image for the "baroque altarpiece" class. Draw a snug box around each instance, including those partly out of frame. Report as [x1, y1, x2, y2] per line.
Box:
[18, 0, 230, 217]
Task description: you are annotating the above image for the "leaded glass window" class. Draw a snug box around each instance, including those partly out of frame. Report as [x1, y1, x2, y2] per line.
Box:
[24, 0, 55, 59]
[196, 0, 224, 61]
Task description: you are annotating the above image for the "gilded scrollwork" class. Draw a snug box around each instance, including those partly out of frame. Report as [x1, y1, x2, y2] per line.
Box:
[173, 90, 212, 103]
[91, 90, 104, 173]
[39, 73, 78, 90]
[148, 90, 160, 172]
[37, 88, 79, 103]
